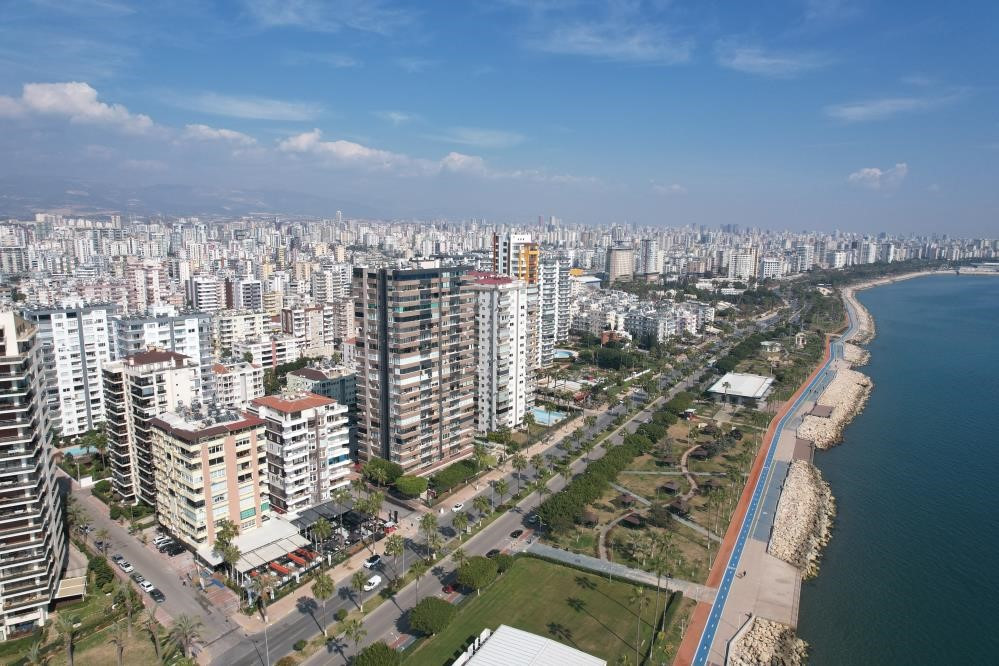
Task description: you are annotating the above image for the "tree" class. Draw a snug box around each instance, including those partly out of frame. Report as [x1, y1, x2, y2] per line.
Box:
[112, 580, 136, 637]
[221, 543, 241, 580]
[452, 512, 469, 541]
[472, 495, 491, 524]
[457, 556, 497, 596]
[243, 351, 254, 363]
[213, 519, 239, 556]
[55, 613, 77, 666]
[629, 587, 649, 666]
[523, 411, 537, 447]
[410, 559, 429, 602]
[511, 454, 528, 494]
[312, 573, 335, 637]
[25, 640, 46, 666]
[145, 604, 162, 664]
[354, 641, 402, 666]
[409, 597, 457, 635]
[312, 517, 333, 569]
[394, 475, 428, 498]
[367, 465, 388, 488]
[332, 487, 351, 531]
[384, 533, 406, 580]
[343, 617, 367, 656]
[94, 528, 110, 554]
[529, 454, 544, 478]
[250, 573, 276, 666]
[427, 533, 444, 560]
[419, 513, 438, 559]
[109, 618, 128, 666]
[452, 547, 467, 569]
[351, 570, 369, 612]
[87, 554, 115, 588]
[169, 614, 203, 659]
[493, 478, 509, 506]
[585, 414, 597, 430]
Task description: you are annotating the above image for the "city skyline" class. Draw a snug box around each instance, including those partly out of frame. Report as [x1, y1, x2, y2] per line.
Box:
[2, 1, 997, 234]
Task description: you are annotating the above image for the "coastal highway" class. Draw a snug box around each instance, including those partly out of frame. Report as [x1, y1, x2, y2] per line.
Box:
[690, 299, 860, 665]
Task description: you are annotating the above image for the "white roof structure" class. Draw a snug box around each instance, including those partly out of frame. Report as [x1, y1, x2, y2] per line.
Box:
[708, 372, 774, 399]
[196, 516, 310, 572]
[467, 625, 606, 666]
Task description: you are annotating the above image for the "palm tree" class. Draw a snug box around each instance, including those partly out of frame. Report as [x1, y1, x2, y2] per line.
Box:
[410, 559, 429, 601]
[214, 519, 239, 548]
[419, 513, 438, 559]
[25, 640, 45, 666]
[169, 614, 203, 660]
[312, 573, 335, 637]
[555, 460, 571, 480]
[427, 533, 444, 560]
[493, 478, 509, 506]
[332, 487, 351, 533]
[94, 527, 110, 554]
[368, 465, 388, 488]
[351, 570, 369, 612]
[452, 511, 469, 541]
[250, 573, 276, 666]
[112, 580, 136, 637]
[109, 618, 128, 666]
[511, 454, 528, 493]
[529, 454, 544, 478]
[351, 477, 367, 504]
[649, 553, 668, 639]
[343, 617, 367, 656]
[473, 495, 491, 524]
[582, 440, 595, 461]
[312, 517, 333, 569]
[629, 587, 649, 666]
[383, 533, 406, 580]
[55, 614, 77, 666]
[452, 547, 467, 569]
[584, 414, 597, 430]
[145, 604, 162, 664]
[523, 411, 537, 447]
[221, 543, 241, 581]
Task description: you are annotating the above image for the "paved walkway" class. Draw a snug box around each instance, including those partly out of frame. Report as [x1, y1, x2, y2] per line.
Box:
[596, 510, 633, 561]
[679, 444, 702, 501]
[609, 481, 721, 544]
[621, 471, 724, 477]
[610, 482, 652, 506]
[524, 542, 717, 604]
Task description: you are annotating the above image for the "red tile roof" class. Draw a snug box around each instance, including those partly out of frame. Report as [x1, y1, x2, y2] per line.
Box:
[251, 392, 334, 413]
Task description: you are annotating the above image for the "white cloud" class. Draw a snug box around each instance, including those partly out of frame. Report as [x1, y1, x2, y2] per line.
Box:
[241, 0, 415, 35]
[440, 152, 488, 175]
[533, 21, 692, 64]
[177, 92, 322, 121]
[847, 163, 908, 190]
[825, 94, 959, 123]
[374, 110, 418, 125]
[715, 42, 831, 78]
[425, 127, 525, 149]
[653, 182, 687, 195]
[183, 124, 257, 145]
[283, 51, 360, 68]
[395, 57, 438, 73]
[0, 81, 153, 133]
[277, 128, 426, 173]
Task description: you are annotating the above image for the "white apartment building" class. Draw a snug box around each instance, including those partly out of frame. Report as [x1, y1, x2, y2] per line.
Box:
[123, 257, 168, 314]
[795, 244, 815, 272]
[538, 253, 571, 367]
[113, 306, 215, 398]
[605, 245, 634, 282]
[468, 274, 535, 433]
[226, 278, 263, 311]
[150, 407, 269, 547]
[638, 238, 661, 276]
[759, 256, 783, 280]
[727, 250, 758, 281]
[103, 350, 201, 507]
[249, 392, 351, 515]
[492, 233, 539, 283]
[233, 335, 302, 370]
[0, 312, 67, 639]
[212, 310, 269, 355]
[213, 362, 264, 409]
[22, 305, 115, 437]
[187, 275, 225, 313]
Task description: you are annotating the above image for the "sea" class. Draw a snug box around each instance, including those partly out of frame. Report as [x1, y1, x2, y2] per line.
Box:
[797, 274, 999, 664]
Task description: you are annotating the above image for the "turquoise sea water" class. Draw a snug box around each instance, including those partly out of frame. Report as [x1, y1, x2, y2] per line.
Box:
[797, 275, 999, 664]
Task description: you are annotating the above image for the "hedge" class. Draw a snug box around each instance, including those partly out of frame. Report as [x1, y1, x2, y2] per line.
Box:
[430, 459, 478, 492]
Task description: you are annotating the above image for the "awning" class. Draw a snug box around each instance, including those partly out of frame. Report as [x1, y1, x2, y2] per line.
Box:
[55, 576, 87, 599]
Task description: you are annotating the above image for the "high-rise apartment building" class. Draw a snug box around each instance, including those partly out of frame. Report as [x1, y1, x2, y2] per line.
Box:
[213, 361, 264, 409]
[212, 310, 269, 356]
[794, 245, 815, 273]
[187, 275, 225, 313]
[538, 253, 571, 367]
[113, 306, 214, 398]
[638, 238, 661, 276]
[249, 392, 351, 514]
[353, 265, 475, 475]
[0, 312, 67, 639]
[492, 233, 539, 284]
[22, 305, 115, 438]
[150, 408, 268, 547]
[225, 278, 263, 311]
[103, 350, 200, 507]
[727, 250, 758, 281]
[468, 273, 534, 433]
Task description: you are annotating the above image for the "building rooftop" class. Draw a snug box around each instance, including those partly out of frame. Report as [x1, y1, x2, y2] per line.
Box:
[466, 625, 605, 666]
[707, 372, 775, 399]
[125, 349, 190, 367]
[252, 391, 335, 413]
[150, 408, 263, 442]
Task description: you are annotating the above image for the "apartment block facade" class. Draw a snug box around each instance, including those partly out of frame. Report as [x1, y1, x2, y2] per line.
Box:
[213, 362, 264, 409]
[353, 265, 475, 475]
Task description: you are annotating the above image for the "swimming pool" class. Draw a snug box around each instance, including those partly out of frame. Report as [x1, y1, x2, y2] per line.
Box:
[531, 406, 567, 426]
[61, 445, 96, 457]
[553, 349, 577, 360]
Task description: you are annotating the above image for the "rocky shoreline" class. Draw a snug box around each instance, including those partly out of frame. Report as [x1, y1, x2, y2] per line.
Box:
[797, 368, 873, 449]
[843, 342, 870, 366]
[729, 617, 809, 666]
[767, 460, 836, 579]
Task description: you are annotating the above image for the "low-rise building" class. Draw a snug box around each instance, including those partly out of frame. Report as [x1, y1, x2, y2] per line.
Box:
[234, 335, 302, 370]
[214, 362, 265, 409]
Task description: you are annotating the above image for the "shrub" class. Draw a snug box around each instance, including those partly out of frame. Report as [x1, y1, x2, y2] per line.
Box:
[87, 555, 115, 588]
[109, 504, 122, 520]
[293, 639, 307, 652]
[334, 608, 348, 622]
[354, 641, 401, 666]
[457, 556, 498, 595]
[275, 657, 298, 666]
[494, 553, 514, 573]
[394, 475, 428, 498]
[364, 457, 404, 486]
[430, 460, 478, 492]
[408, 597, 457, 636]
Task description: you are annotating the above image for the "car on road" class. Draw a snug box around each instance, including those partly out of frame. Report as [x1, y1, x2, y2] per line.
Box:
[111, 553, 124, 563]
[94, 540, 108, 552]
[509, 530, 523, 539]
[139, 581, 155, 593]
[156, 540, 175, 552]
[363, 575, 382, 591]
[130, 573, 145, 584]
[149, 589, 165, 603]
[526, 514, 539, 525]
[486, 549, 501, 558]
[153, 536, 171, 546]
[452, 502, 464, 512]
[363, 554, 382, 569]
[164, 544, 185, 557]
[118, 561, 134, 573]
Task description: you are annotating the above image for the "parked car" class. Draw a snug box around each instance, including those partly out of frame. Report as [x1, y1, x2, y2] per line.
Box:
[153, 536, 171, 546]
[139, 581, 155, 593]
[363, 554, 382, 569]
[130, 573, 145, 584]
[149, 589, 165, 603]
[486, 549, 501, 559]
[110, 553, 124, 563]
[156, 539, 175, 551]
[452, 502, 464, 512]
[118, 561, 134, 573]
[164, 544, 184, 557]
[509, 530, 524, 539]
[363, 575, 382, 591]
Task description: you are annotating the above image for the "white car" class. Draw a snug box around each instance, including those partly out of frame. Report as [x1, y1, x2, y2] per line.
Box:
[139, 580, 155, 593]
[363, 575, 382, 592]
[452, 502, 464, 512]
[119, 561, 134, 573]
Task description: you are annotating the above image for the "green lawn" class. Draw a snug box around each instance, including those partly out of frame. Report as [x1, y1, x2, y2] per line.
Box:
[405, 558, 659, 665]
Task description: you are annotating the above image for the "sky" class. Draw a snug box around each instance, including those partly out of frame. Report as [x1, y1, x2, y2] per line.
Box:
[0, 0, 997, 235]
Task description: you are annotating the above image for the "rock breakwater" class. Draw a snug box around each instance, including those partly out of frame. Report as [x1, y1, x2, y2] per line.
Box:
[729, 617, 809, 666]
[843, 342, 870, 366]
[767, 460, 835, 579]
[797, 368, 872, 449]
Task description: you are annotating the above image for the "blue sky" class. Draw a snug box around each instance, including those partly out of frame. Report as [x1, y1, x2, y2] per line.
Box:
[0, 0, 996, 234]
